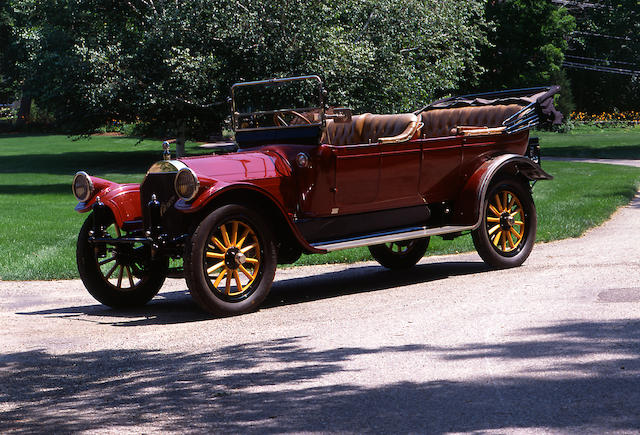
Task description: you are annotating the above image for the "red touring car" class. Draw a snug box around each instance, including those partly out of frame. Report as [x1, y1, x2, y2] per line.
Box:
[72, 75, 559, 316]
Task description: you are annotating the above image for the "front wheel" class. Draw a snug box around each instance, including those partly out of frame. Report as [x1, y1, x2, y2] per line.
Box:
[472, 177, 537, 268]
[369, 238, 429, 270]
[184, 204, 277, 316]
[77, 213, 168, 308]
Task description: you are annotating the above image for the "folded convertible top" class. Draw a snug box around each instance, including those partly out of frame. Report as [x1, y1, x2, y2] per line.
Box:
[415, 86, 563, 133]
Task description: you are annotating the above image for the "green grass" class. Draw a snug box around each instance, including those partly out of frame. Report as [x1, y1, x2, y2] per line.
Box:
[537, 124, 640, 159]
[0, 134, 203, 280]
[1, 132, 639, 280]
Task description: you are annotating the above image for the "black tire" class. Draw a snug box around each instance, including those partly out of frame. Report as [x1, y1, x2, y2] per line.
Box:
[472, 177, 537, 268]
[184, 204, 277, 316]
[76, 213, 168, 308]
[369, 238, 429, 270]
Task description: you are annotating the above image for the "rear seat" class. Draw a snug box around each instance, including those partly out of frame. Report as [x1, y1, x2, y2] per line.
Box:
[322, 113, 419, 145]
[419, 104, 522, 138]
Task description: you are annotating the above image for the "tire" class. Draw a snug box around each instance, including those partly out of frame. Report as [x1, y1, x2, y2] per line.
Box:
[369, 238, 429, 270]
[184, 204, 277, 316]
[472, 177, 537, 268]
[76, 213, 168, 308]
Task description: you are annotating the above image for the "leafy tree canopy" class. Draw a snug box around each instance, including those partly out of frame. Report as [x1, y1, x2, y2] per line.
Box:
[564, 0, 640, 113]
[477, 0, 576, 115]
[7, 0, 488, 136]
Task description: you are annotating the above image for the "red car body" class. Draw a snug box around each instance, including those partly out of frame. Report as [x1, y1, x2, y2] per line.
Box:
[72, 76, 557, 316]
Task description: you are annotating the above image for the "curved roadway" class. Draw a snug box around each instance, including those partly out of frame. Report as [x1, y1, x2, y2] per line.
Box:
[1, 173, 639, 433]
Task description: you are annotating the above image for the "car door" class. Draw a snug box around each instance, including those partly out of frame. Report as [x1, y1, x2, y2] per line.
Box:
[331, 143, 380, 215]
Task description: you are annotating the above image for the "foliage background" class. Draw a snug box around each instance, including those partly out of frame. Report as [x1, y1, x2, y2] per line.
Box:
[1, 0, 637, 137]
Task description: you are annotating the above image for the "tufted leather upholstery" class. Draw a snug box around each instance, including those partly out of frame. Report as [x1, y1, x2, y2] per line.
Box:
[419, 104, 522, 138]
[322, 113, 419, 145]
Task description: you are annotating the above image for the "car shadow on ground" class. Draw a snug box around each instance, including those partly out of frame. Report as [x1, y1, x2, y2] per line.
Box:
[1, 320, 638, 433]
[17, 260, 489, 326]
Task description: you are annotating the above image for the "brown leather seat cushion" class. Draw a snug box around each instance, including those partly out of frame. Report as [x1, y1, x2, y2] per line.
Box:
[322, 113, 419, 145]
[419, 104, 523, 138]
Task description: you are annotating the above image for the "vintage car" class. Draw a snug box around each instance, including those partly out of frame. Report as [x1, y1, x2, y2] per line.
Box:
[72, 75, 559, 316]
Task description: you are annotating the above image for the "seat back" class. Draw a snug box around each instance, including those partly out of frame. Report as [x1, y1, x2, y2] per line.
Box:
[419, 104, 522, 138]
[321, 114, 370, 146]
[360, 113, 419, 144]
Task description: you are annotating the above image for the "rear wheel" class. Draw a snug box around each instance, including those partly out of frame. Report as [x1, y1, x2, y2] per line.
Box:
[184, 204, 277, 316]
[472, 177, 536, 268]
[369, 238, 429, 270]
[76, 213, 168, 308]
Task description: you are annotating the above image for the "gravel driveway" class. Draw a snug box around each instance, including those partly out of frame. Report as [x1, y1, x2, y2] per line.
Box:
[1, 192, 639, 433]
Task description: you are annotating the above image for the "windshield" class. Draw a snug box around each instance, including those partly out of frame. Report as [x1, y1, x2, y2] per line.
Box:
[231, 76, 325, 131]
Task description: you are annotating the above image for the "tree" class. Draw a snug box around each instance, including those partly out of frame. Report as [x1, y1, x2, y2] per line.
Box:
[563, 0, 640, 113]
[477, 0, 576, 116]
[8, 0, 489, 145]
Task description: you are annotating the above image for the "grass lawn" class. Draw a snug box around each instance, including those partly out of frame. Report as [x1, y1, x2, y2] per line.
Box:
[1, 132, 639, 280]
[537, 124, 640, 159]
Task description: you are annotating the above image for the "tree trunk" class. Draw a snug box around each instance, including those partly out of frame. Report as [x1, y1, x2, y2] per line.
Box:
[176, 118, 186, 158]
[16, 96, 31, 127]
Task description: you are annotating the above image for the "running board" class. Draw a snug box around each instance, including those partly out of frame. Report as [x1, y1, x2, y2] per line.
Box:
[311, 225, 475, 252]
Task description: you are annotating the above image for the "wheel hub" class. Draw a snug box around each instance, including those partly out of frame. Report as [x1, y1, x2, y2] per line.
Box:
[500, 212, 515, 230]
[224, 247, 246, 270]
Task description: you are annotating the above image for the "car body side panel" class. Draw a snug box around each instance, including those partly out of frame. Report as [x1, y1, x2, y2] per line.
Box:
[418, 136, 464, 203]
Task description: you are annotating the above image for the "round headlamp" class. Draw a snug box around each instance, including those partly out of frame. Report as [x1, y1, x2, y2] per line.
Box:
[174, 167, 200, 201]
[72, 171, 94, 202]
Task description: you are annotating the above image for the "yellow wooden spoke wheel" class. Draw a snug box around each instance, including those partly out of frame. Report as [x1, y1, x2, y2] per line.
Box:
[485, 190, 525, 253]
[184, 203, 277, 316]
[204, 220, 262, 297]
[471, 177, 537, 269]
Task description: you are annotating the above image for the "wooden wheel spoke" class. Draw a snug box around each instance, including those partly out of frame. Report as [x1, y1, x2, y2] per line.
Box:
[510, 226, 523, 241]
[240, 244, 256, 254]
[514, 220, 524, 226]
[212, 269, 227, 287]
[99, 256, 116, 266]
[488, 224, 501, 235]
[492, 231, 502, 247]
[105, 263, 119, 279]
[211, 237, 226, 252]
[237, 228, 250, 248]
[489, 204, 501, 217]
[231, 221, 239, 246]
[486, 217, 500, 223]
[220, 224, 231, 246]
[225, 275, 231, 295]
[207, 261, 225, 275]
[125, 266, 135, 287]
[239, 264, 254, 280]
[507, 194, 516, 211]
[502, 191, 508, 211]
[116, 266, 124, 288]
[233, 270, 243, 292]
[507, 234, 515, 248]
[494, 194, 503, 212]
[244, 257, 259, 265]
[206, 251, 225, 259]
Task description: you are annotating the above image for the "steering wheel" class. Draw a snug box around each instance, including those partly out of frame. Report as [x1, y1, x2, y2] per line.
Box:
[273, 111, 312, 126]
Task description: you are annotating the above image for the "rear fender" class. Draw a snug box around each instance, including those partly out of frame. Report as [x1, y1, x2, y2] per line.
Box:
[452, 154, 553, 227]
[74, 176, 142, 228]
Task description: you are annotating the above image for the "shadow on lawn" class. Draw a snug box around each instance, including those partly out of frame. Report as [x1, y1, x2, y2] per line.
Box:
[19, 260, 488, 326]
[0, 150, 165, 176]
[544, 144, 640, 159]
[1, 321, 638, 433]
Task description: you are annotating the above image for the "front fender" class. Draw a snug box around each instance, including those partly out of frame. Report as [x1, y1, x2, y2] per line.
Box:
[452, 154, 553, 227]
[75, 176, 142, 228]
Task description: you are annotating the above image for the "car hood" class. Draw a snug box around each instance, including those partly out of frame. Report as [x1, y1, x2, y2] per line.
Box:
[178, 150, 291, 182]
